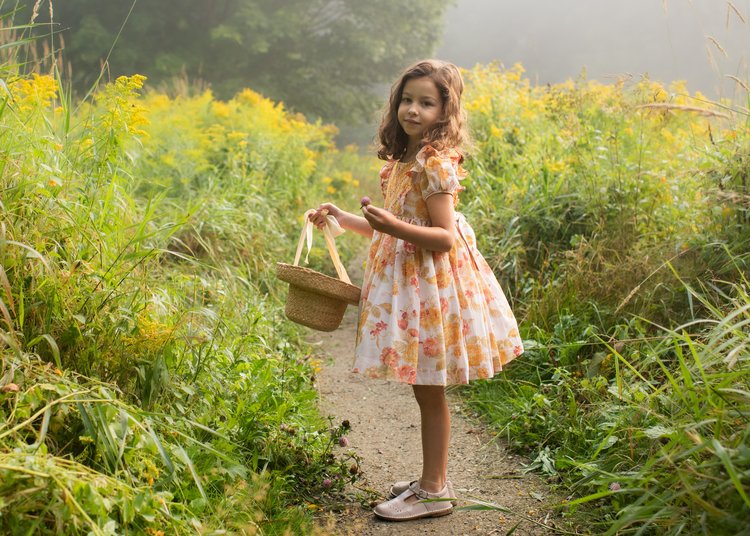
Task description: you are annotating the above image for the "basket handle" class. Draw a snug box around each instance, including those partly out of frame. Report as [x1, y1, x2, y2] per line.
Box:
[293, 209, 353, 285]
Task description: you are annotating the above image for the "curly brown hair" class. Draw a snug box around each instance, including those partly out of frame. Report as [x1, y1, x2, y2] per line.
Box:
[377, 59, 469, 162]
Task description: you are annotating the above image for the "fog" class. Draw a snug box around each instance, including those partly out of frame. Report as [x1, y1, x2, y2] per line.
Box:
[437, 0, 750, 100]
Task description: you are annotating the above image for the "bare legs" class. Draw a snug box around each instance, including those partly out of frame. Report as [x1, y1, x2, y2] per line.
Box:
[371, 385, 453, 520]
[412, 385, 450, 493]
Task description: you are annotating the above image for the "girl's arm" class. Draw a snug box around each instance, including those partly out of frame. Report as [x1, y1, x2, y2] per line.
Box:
[309, 203, 374, 239]
[362, 193, 455, 252]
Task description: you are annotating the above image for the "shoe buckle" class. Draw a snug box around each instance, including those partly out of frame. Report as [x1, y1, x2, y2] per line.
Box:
[408, 481, 429, 500]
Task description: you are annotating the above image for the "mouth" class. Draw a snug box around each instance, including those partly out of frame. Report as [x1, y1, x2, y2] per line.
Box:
[404, 119, 420, 126]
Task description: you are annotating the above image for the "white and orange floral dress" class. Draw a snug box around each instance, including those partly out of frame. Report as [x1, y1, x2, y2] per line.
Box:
[353, 145, 524, 385]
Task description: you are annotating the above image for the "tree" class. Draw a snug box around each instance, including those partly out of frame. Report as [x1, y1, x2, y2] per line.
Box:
[42, 0, 452, 122]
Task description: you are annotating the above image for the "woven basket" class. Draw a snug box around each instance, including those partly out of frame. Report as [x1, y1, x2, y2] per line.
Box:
[276, 263, 360, 331]
[276, 210, 361, 332]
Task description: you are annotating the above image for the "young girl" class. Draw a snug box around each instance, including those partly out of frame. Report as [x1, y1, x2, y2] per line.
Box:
[309, 59, 523, 521]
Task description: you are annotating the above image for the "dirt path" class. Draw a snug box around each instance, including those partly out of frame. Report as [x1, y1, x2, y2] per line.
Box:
[307, 257, 565, 535]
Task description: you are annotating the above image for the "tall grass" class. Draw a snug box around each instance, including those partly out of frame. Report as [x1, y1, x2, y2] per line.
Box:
[459, 63, 750, 533]
[0, 23, 374, 532]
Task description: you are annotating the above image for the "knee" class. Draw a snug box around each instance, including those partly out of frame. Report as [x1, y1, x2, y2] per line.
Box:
[413, 385, 446, 408]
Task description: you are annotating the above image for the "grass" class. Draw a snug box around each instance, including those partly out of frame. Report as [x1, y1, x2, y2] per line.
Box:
[458, 63, 750, 534]
[2, 12, 749, 534]
[0, 33, 375, 532]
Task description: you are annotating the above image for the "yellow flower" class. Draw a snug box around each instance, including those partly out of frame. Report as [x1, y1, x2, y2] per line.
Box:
[8, 74, 58, 112]
[661, 128, 675, 144]
[236, 88, 265, 106]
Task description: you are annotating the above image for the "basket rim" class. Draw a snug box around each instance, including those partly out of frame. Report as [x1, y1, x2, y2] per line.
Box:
[276, 262, 360, 305]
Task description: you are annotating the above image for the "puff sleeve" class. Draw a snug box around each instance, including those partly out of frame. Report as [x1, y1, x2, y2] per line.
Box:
[418, 147, 466, 201]
[379, 161, 396, 199]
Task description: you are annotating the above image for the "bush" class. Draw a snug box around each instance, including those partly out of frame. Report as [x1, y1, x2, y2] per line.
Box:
[0, 67, 371, 534]
[459, 63, 750, 533]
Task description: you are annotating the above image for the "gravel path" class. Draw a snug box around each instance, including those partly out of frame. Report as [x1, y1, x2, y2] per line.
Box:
[307, 257, 566, 535]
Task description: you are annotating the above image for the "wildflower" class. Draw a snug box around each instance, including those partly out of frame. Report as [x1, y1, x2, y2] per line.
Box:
[609, 482, 621, 491]
[1, 383, 20, 392]
[280, 423, 296, 436]
[322, 478, 332, 489]
[341, 419, 350, 430]
[8, 74, 58, 112]
[339, 436, 349, 447]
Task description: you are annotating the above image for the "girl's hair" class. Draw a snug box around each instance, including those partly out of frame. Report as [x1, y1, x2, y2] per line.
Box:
[377, 59, 469, 162]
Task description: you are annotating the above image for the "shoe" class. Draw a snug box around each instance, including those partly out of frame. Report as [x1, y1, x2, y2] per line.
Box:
[373, 481, 454, 521]
[388, 479, 458, 506]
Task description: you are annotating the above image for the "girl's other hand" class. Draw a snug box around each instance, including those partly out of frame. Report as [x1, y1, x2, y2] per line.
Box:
[309, 203, 341, 229]
[362, 204, 397, 234]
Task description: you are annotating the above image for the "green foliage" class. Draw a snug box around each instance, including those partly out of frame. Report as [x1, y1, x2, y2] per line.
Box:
[33, 0, 452, 122]
[462, 65, 741, 328]
[0, 55, 371, 532]
[458, 63, 750, 534]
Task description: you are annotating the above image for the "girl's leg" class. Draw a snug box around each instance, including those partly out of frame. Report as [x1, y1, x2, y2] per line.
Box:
[412, 385, 450, 493]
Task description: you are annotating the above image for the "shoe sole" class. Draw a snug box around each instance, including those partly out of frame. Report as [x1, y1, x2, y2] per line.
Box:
[373, 505, 454, 522]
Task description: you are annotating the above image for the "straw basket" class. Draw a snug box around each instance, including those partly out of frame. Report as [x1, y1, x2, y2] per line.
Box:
[276, 210, 361, 332]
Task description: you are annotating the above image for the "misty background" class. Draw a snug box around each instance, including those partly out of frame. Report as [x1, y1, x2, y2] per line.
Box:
[338, 0, 750, 145]
[438, 0, 749, 101]
[23, 0, 749, 146]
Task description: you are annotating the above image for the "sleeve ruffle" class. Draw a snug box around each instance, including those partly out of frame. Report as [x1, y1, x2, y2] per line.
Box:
[379, 160, 396, 199]
[415, 145, 467, 201]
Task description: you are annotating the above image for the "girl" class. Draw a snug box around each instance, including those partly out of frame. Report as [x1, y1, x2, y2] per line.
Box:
[309, 59, 523, 521]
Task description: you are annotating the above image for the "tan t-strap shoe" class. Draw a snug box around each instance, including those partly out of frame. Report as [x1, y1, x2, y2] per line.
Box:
[388, 479, 458, 506]
[373, 481, 454, 521]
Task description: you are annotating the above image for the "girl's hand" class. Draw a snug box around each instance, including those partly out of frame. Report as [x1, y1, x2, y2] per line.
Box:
[309, 203, 342, 229]
[362, 204, 398, 234]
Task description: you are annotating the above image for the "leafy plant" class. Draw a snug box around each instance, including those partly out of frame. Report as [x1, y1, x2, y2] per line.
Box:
[458, 62, 750, 534]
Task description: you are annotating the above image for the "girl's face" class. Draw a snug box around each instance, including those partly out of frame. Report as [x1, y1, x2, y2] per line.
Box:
[397, 76, 443, 148]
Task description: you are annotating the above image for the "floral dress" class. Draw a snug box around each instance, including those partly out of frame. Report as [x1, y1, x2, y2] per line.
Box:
[353, 145, 524, 385]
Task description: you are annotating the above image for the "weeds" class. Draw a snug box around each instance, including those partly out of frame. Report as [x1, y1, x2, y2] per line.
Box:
[0, 29, 372, 532]
[460, 63, 750, 533]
